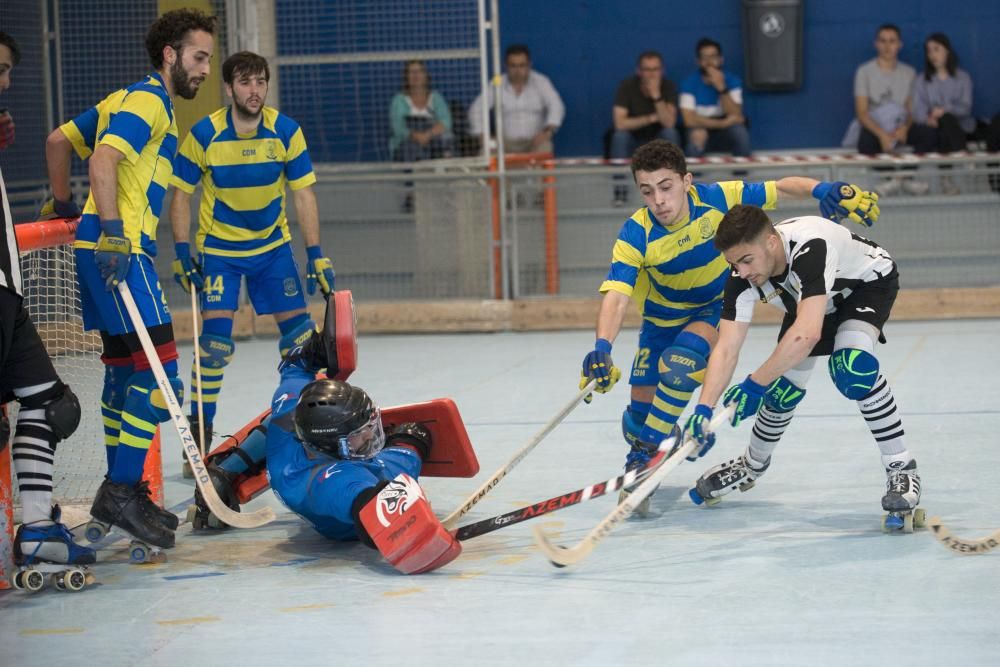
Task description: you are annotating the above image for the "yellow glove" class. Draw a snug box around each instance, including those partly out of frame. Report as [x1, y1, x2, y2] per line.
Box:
[815, 181, 880, 227]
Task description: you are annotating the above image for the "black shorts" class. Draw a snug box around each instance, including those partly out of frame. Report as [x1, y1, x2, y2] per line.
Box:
[0, 287, 60, 401]
[779, 271, 899, 357]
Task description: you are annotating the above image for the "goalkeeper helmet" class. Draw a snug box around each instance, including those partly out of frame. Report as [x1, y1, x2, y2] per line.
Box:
[294, 380, 385, 460]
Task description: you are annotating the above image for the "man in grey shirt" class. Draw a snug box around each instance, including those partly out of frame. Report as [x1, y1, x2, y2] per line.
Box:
[468, 44, 565, 154]
[851, 24, 926, 195]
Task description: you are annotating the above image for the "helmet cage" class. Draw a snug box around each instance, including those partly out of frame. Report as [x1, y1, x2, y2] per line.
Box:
[335, 406, 385, 460]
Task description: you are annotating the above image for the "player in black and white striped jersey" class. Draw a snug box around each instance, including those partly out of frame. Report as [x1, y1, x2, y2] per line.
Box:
[0, 31, 95, 571]
[683, 204, 921, 521]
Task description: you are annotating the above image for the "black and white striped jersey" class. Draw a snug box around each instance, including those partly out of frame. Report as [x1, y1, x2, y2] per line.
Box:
[722, 215, 896, 323]
[1, 166, 23, 296]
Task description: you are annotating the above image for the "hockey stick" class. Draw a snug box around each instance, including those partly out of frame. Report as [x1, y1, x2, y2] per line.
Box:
[927, 517, 1000, 555]
[441, 379, 598, 529]
[454, 445, 670, 541]
[190, 287, 206, 458]
[117, 283, 275, 529]
[533, 405, 733, 568]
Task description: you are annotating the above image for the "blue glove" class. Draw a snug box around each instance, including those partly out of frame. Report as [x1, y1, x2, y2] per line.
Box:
[94, 218, 131, 291]
[579, 338, 622, 403]
[305, 245, 335, 297]
[172, 242, 205, 294]
[812, 181, 880, 227]
[38, 197, 82, 220]
[683, 404, 716, 461]
[721, 375, 768, 427]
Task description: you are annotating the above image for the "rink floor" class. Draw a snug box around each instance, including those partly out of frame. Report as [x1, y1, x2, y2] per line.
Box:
[3, 319, 999, 665]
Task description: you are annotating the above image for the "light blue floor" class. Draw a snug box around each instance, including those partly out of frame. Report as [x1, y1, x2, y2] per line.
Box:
[3, 319, 1000, 665]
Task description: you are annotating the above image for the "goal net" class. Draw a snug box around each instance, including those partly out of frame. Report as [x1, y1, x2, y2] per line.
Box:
[1, 218, 162, 587]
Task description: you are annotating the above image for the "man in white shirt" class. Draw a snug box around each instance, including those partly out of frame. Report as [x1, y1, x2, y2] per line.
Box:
[468, 44, 565, 154]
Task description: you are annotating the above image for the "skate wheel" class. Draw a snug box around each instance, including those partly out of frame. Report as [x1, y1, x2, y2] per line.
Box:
[84, 521, 107, 543]
[688, 488, 705, 505]
[129, 542, 149, 564]
[912, 508, 927, 529]
[11, 571, 24, 590]
[882, 513, 904, 532]
[206, 513, 225, 530]
[21, 568, 45, 592]
[53, 572, 67, 591]
[704, 496, 722, 507]
[186, 504, 200, 526]
[739, 480, 756, 493]
[902, 512, 915, 533]
[65, 568, 87, 592]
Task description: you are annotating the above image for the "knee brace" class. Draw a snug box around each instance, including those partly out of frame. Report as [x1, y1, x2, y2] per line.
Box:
[198, 334, 235, 370]
[127, 370, 185, 423]
[657, 333, 709, 393]
[763, 376, 807, 413]
[278, 318, 317, 358]
[17, 381, 82, 442]
[828, 348, 880, 400]
[621, 407, 645, 448]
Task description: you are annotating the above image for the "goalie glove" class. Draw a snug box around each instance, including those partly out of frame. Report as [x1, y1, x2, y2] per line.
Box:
[813, 181, 880, 227]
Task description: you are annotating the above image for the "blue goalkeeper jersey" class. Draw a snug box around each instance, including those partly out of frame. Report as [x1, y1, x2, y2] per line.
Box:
[600, 180, 778, 328]
[170, 106, 316, 258]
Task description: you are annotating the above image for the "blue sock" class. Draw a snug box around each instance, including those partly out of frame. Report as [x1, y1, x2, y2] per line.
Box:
[277, 313, 309, 336]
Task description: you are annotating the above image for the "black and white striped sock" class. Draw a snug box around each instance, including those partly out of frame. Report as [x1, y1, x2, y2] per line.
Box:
[748, 405, 796, 466]
[857, 374, 911, 469]
[12, 382, 57, 526]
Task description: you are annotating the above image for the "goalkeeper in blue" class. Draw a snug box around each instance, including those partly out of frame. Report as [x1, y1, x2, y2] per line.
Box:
[169, 51, 334, 463]
[579, 139, 879, 513]
[684, 205, 920, 530]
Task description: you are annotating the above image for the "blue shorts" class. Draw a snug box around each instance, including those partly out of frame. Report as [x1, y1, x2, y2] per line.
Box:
[199, 243, 306, 315]
[75, 250, 171, 335]
[629, 302, 722, 386]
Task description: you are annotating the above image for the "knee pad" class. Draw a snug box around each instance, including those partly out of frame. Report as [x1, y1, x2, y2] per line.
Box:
[657, 338, 709, 393]
[127, 370, 184, 423]
[621, 407, 645, 448]
[16, 381, 82, 442]
[278, 318, 317, 358]
[763, 376, 807, 413]
[102, 361, 133, 410]
[198, 334, 235, 370]
[828, 348, 880, 400]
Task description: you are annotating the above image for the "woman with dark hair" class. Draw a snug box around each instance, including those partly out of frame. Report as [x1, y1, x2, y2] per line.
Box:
[388, 60, 454, 162]
[908, 33, 974, 192]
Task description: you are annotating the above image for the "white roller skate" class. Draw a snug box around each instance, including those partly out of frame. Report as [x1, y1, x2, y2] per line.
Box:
[881, 459, 925, 533]
[689, 450, 771, 506]
[12, 507, 97, 593]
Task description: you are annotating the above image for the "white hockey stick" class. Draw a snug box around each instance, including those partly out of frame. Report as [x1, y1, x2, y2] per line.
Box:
[190, 287, 206, 457]
[927, 517, 1000, 555]
[117, 283, 275, 529]
[441, 379, 598, 529]
[533, 405, 733, 568]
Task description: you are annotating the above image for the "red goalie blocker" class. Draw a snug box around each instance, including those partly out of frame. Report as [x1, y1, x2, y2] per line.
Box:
[327, 290, 357, 382]
[213, 399, 479, 504]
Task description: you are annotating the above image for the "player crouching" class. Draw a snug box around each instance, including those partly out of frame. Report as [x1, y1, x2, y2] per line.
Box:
[189, 299, 466, 574]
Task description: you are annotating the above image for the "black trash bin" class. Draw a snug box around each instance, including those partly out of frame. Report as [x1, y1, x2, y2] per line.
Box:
[742, 0, 803, 91]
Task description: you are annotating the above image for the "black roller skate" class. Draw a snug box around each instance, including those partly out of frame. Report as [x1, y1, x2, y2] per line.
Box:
[689, 450, 771, 506]
[881, 459, 925, 533]
[87, 478, 174, 563]
[182, 414, 213, 479]
[12, 507, 97, 593]
[186, 461, 240, 530]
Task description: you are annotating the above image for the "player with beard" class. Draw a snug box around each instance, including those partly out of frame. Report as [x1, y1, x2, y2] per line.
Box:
[41, 8, 216, 550]
[167, 51, 332, 465]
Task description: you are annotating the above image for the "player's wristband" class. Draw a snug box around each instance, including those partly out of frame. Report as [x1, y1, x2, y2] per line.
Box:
[306, 245, 324, 261]
[595, 338, 613, 354]
[100, 218, 124, 238]
[811, 181, 834, 200]
[175, 241, 192, 260]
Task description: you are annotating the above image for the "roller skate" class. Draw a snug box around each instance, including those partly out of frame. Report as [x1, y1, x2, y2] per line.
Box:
[689, 450, 770, 506]
[618, 425, 681, 518]
[87, 478, 173, 563]
[12, 507, 97, 593]
[881, 459, 925, 533]
[182, 414, 212, 479]
[186, 461, 240, 530]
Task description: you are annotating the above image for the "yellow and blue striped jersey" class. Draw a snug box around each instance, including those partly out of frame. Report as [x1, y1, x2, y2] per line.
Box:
[600, 180, 778, 328]
[69, 73, 177, 257]
[170, 106, 316, 258]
